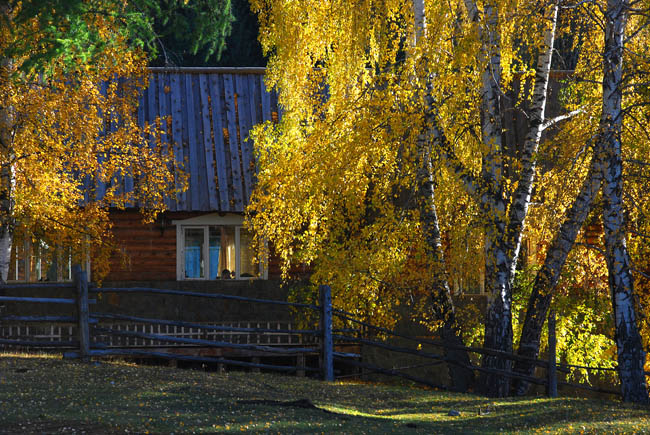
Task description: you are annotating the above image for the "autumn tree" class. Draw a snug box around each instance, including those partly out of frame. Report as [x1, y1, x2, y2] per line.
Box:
[512, 0, 649, 402]
[249, 0, 649, 400]
[0, 0, 236, 283]
[0, 2, 184, 282]
[249, 0, 568, 395]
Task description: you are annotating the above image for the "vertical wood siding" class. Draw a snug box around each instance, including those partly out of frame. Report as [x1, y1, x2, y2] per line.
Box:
[95, 68, 278, 213]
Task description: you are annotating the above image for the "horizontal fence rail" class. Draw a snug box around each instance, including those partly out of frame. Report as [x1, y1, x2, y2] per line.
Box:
[0, 296, 96, 305]
[90, 287, 320, 310]
[1, 274, 641, 398]
[0, 269, 333, 378]
[333, 311, 555, 369]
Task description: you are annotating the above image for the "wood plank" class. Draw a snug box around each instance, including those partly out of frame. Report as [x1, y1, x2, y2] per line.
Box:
[247, 74, 261, 178]
[208, 73, 231, 210]
[147, 75, 160, 209]
[110, 80, 124, 207]
[157, 73, 175, 211]
[223, 74, 244, 211]
[250, 74, 263, 124]
[0, 296, 79, 304]
[261, 77, 272, 123]
[170, 73, 186, 210]
[236, 74, 253, 203]
[199, 74, 219, 210]
[191, 74, 210, 211]
[163, 73, 178, 211]
[95, 81, 109, 202]
[123, 79, 135, 205]
[89, 287, 319, 309]
[0, 315, 82, 323]
[184, 73, 200, 210]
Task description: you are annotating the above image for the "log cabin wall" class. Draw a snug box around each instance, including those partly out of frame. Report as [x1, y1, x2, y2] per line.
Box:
[103, 210, 287, 282]
[104, 210, 190, 282]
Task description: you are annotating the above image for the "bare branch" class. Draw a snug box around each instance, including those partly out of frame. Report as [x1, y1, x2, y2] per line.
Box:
[541, 108, 585, 131]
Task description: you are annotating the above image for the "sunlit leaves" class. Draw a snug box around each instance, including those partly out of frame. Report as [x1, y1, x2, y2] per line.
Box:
[0, 7, 184, 280]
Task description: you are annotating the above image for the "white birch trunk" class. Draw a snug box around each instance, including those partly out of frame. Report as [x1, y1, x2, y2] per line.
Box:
[600, 0, 648, 404]
[461, 0, 562, 397]
[513, 141, 603, 394]
[0, 7, 15, 284]
[461, 0, 517, 397]
[504, 2, 558, 275]
[413, 0, 474, 392]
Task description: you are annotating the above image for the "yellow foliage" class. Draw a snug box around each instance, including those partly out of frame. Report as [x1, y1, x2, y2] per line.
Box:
[248, 0, 650, 350]
[0, 8, 184, 281]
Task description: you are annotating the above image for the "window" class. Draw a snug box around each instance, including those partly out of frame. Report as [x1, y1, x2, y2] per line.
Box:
[8, 238, 77, 282]
[174, 214, 266, 280]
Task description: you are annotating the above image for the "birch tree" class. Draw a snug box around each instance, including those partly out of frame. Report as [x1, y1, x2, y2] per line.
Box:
[513, 0, 650, 402]
[0, 2, 14, 282]
[599, 0, 648, 403]
[249, 0, 650, 398]
[413, 0, 474, 392]
[248, 0, 573, 396]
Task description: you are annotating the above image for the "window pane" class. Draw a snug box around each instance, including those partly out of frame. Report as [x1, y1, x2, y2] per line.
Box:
[214, 226, 235, 278]
[184, 228, 204, 278]
[239, 229, 259, 278]
[209, 227, 220, 280]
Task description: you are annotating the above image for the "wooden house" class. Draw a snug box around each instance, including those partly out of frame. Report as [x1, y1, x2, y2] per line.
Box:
[6, 69, 582, 297]
[2, 68, 300, 348]
[8, 67, 285, 286]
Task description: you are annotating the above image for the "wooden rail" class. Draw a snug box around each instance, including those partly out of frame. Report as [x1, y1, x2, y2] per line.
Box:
[0, 271, 334, 379]
[0, 275, 637, 398]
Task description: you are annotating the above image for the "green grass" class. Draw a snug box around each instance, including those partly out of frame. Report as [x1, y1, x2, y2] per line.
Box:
[0, 353, 648, 434]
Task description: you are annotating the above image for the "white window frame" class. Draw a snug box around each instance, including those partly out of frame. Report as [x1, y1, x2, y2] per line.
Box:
[173, 213, 267, 281]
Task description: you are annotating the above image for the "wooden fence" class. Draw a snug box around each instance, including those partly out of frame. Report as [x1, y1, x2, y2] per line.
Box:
[0, 267, 350, 378]
[1, 267, 645, 398]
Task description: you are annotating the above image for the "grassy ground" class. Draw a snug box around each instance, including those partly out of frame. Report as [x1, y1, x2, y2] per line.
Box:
[0, 353, 648, 434]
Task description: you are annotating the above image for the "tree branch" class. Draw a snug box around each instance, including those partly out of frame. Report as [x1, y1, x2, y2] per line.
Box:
[542, 108, 585, 131]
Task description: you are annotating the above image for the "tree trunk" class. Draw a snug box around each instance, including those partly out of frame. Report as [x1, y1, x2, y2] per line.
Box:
[513, 149, 602, 395]
[477, 0, 559, 397]
[0, 15, 15, 284]
[480, 234, 513, 397]
[503, 1, 558, 272]
[413, 0, 474, 392]
[416, 133, 474, 392]
[600, 0, 648, 404]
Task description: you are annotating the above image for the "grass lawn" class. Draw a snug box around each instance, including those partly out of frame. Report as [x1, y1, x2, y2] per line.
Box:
[0, 353, 648, 434]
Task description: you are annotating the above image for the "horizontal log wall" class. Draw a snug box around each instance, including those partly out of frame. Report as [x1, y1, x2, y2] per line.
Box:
[104, 210, 189, 281]
[103, 210, 296, 282]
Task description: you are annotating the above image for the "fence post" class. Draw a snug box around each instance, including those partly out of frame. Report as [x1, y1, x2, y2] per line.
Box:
[73, 265, 90, 362]
[320, 285, 334, 381]
[547, 310, 558, 398]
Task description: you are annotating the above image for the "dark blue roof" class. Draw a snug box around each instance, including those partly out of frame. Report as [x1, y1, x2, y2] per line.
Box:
[94, 67, 279, 213]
